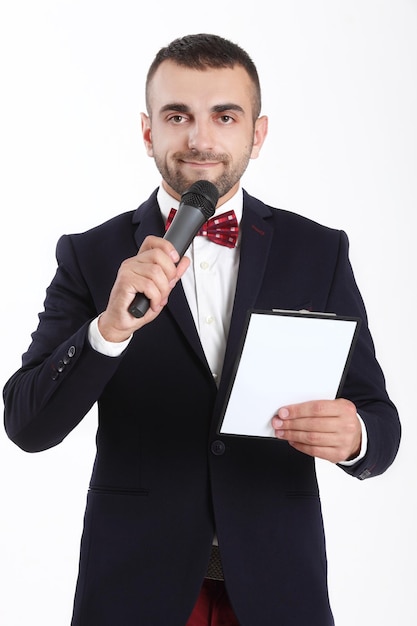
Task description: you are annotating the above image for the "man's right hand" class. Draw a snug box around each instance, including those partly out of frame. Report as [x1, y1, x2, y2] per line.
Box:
[98, 235, 190, 343]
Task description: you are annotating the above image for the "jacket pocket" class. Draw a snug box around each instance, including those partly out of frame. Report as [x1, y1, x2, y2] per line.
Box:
[89, 485, 150, 497]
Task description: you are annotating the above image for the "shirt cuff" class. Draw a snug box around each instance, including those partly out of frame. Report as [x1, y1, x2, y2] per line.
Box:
[339, 413, 368, 466]
[88, 316, 132, 357]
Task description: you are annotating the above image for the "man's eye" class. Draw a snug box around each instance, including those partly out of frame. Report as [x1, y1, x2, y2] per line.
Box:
[220, 115, 234, 124]
[170, 115, 185, 123]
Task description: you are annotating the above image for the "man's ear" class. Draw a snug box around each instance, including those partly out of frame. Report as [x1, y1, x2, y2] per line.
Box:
[141, 112, 153, 157]
[251, 115, 268, 160]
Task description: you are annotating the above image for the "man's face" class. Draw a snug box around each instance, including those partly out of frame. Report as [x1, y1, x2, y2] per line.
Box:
[142, 60, 268, 205]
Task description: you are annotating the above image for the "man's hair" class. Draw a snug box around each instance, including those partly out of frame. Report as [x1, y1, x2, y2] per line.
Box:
[145, 33, 262, 121]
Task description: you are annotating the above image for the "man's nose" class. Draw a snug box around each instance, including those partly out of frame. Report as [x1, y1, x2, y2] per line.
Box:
[187, 120, 214, 152]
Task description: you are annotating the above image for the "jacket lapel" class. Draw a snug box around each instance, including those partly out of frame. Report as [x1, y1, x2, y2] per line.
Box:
[218, 192, 274, 398]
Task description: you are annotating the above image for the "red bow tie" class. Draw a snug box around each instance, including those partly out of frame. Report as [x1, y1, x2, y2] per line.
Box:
[166, 208, 239, 248]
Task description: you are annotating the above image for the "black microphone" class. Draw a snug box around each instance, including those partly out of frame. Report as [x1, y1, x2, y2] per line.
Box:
[128, 180, 219, 318]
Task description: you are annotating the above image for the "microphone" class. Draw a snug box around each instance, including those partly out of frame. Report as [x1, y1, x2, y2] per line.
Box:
[128, 180, 219, 318]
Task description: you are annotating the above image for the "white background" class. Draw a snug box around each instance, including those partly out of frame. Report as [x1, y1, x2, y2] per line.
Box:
[0, 1, 416, 624]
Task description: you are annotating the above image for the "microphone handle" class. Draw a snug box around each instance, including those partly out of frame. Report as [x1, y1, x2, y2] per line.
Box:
[128, 293, 153, 319]
[128, 206, 207, 318]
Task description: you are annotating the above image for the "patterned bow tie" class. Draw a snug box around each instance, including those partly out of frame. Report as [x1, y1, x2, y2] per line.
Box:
[166, 208, 239, 248]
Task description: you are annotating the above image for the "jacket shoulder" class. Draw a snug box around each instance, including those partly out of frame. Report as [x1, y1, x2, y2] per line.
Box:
[62, 210, 136, 246]
[242, 189, 344, 241]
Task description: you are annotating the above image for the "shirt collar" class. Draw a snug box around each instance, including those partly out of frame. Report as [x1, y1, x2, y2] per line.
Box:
[157, 184, 243, 226]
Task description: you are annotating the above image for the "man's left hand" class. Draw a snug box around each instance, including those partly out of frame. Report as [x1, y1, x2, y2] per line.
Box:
[271, 398, 361, 463]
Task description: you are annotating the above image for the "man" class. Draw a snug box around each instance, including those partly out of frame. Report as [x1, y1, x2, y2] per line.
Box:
[3, 33, 400, 625]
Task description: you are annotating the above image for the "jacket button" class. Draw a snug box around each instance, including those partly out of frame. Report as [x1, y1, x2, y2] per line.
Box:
[211, 440, 225, 456]
[67, 346, 76, 358]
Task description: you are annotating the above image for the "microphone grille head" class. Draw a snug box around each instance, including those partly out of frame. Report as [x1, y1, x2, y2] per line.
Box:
[181, 180, 219, 219]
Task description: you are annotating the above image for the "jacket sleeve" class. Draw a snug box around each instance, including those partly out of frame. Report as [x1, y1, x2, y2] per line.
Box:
[327, 231, 401, 479]
[3, 235, 124, 452]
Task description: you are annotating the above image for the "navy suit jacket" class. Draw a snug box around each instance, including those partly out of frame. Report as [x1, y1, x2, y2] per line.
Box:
[4, 189, 400, 625]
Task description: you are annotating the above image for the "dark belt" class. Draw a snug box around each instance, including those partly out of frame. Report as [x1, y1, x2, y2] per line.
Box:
[205, 544, 224, 581]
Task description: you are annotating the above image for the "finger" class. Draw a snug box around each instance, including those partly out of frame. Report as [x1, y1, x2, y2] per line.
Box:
[175, 255, 191, 279]
[288, 441, 344, 464]
[272, 415, 339, 434]
[139, 235, 180, 263]
[275, 398, 357, 422]
[275, 399, 338, 421]
[275, 425, 335, 447]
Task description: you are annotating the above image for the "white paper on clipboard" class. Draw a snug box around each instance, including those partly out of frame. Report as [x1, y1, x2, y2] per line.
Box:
[218, 309, 360, 438]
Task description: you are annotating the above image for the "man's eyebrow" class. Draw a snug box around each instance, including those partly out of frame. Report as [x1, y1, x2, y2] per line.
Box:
[160, 103, 190, 114]
[159, 103, 245, 115]
[211, 103, 245, 114]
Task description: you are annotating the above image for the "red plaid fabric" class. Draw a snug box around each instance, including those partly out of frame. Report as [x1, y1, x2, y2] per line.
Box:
[166, 208, 239, 248]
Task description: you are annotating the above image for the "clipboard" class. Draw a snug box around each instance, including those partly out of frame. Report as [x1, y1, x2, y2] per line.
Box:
[218, 309, 361, 438]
